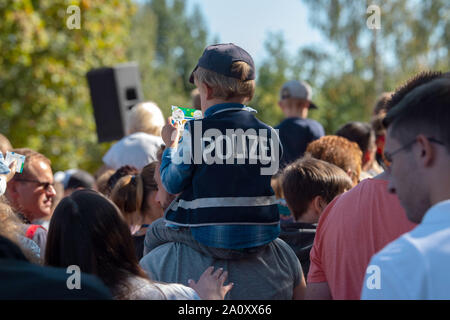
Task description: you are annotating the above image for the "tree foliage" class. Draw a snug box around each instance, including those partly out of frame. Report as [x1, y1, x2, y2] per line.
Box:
[253, 0, 449, 133]
[1, 0, 208, 172]
[128, 0, 208, 117]
[0, 0, 135, 172]
[1, 0, 447, 171]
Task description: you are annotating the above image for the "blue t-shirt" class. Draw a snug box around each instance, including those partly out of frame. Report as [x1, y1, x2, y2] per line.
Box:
[275, 117, 324, 167]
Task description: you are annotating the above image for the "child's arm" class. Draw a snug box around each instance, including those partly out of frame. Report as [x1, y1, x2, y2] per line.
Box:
[160, 119, 194, 194]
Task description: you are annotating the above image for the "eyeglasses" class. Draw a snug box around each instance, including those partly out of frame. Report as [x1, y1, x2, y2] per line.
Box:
[15, 178, 55, 192]
[383, 137, 445, 168]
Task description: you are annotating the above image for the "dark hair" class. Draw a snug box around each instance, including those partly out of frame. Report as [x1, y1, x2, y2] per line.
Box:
[96, 169, 115, 196]
[336, 122, 375, 154]
[156, 145, 166, 163]
[281, 156, 353, 220]
[384, 71, 443, 114]
[373, 92, 392, 116]
[66, 170, 95, 190]
[383, 71, 450, 152]
[45, 189, 149, 297]
[110, 162, 158, 225]
[106, 165, 139, 196]
[371, 110, 387, 136]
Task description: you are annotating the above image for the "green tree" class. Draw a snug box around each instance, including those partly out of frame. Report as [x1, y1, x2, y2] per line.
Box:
[252, 33, 328, 129]
[0, 0, 135, 172]
[256, 0, 449, 133]
[128, 0, 208, 117]
[300, 0, 450, 131]
[252, 32, 289, 126]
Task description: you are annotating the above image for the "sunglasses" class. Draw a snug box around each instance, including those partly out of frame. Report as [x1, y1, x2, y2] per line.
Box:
[15, 178, 55, 192]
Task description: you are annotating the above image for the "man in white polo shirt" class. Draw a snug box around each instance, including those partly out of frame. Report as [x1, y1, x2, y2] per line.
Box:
[361, 71, 450, 299]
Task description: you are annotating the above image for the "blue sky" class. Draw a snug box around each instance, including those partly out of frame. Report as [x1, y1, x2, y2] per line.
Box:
[186, 0, 327, 64]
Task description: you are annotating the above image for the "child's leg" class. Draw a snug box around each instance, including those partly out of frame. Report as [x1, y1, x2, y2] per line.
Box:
[143, 218, 189, 255]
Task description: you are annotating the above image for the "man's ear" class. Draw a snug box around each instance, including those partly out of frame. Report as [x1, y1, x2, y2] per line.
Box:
[416, 134, 435, 167]
[5, 179, 19, 201]
[363, 150, 372, 164]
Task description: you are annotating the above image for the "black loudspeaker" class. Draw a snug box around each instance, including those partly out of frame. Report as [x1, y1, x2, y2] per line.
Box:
[86, 63, 144, 143]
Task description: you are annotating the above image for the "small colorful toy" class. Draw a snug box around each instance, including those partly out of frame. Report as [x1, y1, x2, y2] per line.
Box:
[5, 151, 26, 173]
[171, 105, 203, 128]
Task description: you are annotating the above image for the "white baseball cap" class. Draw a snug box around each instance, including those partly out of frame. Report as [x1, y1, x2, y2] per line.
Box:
[280, 80, 318, 109]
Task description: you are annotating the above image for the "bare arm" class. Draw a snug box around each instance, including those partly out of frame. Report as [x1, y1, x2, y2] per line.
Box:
[292, 274, 307, 300]
[305, 281, 332, 300]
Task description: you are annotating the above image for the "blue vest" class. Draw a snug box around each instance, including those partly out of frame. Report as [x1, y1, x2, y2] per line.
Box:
[165, 105, 280, 227]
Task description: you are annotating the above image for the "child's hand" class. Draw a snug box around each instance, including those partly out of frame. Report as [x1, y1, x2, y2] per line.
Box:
[5, 160, 16, 182]
[0, 160, 16, 187]
[188, 266, 234, 300]
[161, 117, 181, 148]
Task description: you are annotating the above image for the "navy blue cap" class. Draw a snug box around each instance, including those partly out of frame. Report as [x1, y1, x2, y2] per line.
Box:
[189, 43, 255, 84]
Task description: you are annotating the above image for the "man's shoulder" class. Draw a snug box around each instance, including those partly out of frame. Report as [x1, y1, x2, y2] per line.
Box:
[370, 231, 422, 269]
[326, 178, 386, 212]
[122, 132, 163, 148]
[142, 239, 299, 266]
[142, 242, 181, 258]
[362, 232, 427, 299]
[266, 238, 303, 267]
[104, 132, 162, 154]
[140, 242, 213, 284]
[141, 242, 203, 266]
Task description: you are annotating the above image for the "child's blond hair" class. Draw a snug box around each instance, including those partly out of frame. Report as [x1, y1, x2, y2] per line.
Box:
[194, 61, 255, 100]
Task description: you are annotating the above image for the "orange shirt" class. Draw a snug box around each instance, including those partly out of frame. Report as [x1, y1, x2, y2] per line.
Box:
[307, 178, 416, 299]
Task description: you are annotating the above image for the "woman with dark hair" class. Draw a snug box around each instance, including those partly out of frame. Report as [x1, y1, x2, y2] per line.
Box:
[335, 121, 383, 179]
[45, 189, 232, 300]
[110, 162, 163, 260]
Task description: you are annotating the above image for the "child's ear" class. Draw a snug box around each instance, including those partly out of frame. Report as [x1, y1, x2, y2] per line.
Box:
[303, 100, 311, 109]
[279, 99, 289, 111]
[205, 83, 214, 100]
[312, 195, 327, 215]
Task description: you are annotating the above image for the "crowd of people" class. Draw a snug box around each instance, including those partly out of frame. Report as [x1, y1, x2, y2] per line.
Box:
[0, 42, 449, 300]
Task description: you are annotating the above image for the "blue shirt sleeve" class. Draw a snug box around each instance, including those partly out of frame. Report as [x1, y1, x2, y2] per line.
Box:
[160, 123, 195, 195]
